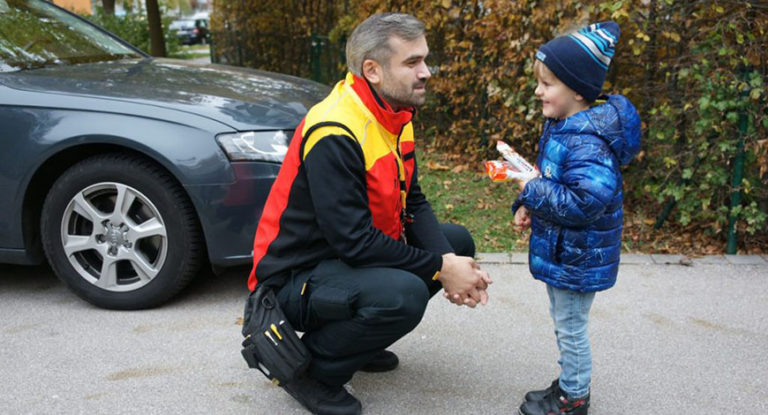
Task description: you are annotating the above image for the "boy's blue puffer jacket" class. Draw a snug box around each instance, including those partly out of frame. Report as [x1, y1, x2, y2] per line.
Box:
[512, 95, 641, 292]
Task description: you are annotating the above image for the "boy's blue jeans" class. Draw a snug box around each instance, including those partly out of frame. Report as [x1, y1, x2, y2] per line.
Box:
[546, 284, 596, 399]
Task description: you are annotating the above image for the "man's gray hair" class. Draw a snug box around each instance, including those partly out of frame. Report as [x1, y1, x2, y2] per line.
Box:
[345, 13, 425, 76]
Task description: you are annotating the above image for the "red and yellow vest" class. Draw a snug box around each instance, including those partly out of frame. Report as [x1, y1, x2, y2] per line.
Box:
[248, 73, 441, 291]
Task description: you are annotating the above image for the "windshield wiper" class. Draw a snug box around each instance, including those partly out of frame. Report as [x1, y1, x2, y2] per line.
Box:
[56, 54, 139, 65]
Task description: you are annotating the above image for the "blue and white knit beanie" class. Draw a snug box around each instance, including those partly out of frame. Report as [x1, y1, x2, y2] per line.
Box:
[535, 21, 620, 102]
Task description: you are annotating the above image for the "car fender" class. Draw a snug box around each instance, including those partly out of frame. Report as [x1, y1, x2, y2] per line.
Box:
[1, 107, 239, 265]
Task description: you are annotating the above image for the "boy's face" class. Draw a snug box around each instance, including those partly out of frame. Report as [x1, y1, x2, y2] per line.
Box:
[534, 61, 587, 120]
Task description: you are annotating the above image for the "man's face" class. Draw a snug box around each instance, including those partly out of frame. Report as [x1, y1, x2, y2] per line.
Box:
[376, 35, 431, 110]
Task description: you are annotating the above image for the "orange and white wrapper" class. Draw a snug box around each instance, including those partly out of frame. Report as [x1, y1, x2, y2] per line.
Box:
[484, 160, 531, 182]
[484, 141, 539, 182]
[496, 141, 536, 174]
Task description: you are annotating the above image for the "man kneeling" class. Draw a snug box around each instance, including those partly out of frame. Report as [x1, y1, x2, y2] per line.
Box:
[245, 13, 491, 415]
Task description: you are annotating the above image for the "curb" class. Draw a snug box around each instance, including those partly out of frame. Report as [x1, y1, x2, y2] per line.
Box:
[475, 252, 768, 266]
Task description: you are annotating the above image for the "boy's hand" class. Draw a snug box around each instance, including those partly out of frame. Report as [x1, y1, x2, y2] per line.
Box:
[514, 206, 531, 231]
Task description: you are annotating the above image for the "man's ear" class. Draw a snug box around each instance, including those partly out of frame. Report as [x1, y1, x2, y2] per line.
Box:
[362, 59, 382, 85]
[574, 93, 585, 102]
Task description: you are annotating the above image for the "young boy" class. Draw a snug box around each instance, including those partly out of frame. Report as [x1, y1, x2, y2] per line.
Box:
[511, 21, 641, 415]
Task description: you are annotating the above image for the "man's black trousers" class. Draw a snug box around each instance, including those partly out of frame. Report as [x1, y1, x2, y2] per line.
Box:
[275, 223, 475, 386]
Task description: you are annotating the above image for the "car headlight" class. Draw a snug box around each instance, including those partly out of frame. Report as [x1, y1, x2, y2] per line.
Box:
[216, 130, 290, 162]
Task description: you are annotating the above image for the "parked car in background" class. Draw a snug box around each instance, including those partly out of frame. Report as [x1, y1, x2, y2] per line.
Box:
[169, 17, 210, 45]
[0, 0, 329, 309]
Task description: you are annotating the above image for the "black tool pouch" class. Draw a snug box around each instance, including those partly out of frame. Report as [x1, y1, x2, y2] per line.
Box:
[241, 284, 310, 385]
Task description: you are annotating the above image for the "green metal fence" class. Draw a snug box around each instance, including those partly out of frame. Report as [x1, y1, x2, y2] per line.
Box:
[210, 30, 345, 85]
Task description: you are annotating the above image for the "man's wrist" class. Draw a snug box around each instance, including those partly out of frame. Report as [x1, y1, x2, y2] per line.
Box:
[438, 253, 458, 282]
[433, 252, 449, 281]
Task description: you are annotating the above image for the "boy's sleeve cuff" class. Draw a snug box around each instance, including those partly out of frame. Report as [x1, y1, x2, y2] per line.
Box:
[511, 197, 523, 215]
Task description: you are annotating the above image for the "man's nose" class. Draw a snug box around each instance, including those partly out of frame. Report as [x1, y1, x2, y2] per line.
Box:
[418, 61, 431, 80]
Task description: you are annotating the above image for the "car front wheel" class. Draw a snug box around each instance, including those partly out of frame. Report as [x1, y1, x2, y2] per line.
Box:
[41, 154, 203, 309]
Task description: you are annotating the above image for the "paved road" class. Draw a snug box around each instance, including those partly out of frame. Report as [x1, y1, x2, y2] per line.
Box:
[1, 256, 766, 414]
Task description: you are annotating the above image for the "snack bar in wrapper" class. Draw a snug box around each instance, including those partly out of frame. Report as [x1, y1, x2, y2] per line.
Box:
[496, 141, 536, 174]
[484, 141, 539, 182]
[485, 160, 529, 182]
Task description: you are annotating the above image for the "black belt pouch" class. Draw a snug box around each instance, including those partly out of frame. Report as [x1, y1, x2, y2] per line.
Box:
[241, 284, 310, 385]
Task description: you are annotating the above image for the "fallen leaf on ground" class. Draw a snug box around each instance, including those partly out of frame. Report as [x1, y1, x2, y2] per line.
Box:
[427, 161, 450, 171]
[452, 164, 469, 173]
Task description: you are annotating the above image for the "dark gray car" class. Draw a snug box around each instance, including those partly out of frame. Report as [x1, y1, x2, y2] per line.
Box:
[0, 0, 328, 309]
[169, 17, 210, 45]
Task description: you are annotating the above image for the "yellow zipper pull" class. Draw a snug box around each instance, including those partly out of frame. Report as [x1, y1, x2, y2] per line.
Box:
[270, 323, 283, 340]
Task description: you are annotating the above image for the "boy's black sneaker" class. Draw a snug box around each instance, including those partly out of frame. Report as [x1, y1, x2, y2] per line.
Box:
[524, 379, 559, 402]
[518, 383, 589, 415]
[281, 373, 362, 415]
[360, 350, 399, 372]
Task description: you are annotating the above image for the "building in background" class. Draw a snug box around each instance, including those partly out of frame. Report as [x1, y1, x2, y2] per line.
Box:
[50, 0, 210, 17]
[53, 0, 92, 14]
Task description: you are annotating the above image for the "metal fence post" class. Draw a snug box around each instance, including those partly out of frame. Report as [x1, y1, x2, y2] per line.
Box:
[726, 69, 751, 254]
[310, 34, 322, 83]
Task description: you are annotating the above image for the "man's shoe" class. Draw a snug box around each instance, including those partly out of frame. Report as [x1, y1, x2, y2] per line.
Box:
[360, 350, 399, 372]
[282, 373, 362, 415]
[518, 383, 589, 415]
[524, 379, 559, 402]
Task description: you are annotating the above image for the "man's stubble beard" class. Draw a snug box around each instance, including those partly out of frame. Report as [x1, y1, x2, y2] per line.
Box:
[380, 73, 427, 109]
[380, 86, 424, 109]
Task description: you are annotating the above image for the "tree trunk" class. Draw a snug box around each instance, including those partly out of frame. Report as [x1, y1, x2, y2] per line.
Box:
[145, 0, 166, 57]
[102, 0, 115, 15]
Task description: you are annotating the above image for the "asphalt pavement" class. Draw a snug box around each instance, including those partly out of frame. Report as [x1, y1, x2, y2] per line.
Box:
[1, 254, 766, 414]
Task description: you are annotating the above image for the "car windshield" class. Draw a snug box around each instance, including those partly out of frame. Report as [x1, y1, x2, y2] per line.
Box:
[169, 20, 195, 30]
[0, 0, 142, 72]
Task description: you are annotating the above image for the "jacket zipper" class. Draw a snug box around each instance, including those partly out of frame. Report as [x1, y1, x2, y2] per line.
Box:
[395, 125, 411, 242]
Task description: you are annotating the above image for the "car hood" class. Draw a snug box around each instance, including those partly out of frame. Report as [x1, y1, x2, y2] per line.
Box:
[0, 58, 330, 131]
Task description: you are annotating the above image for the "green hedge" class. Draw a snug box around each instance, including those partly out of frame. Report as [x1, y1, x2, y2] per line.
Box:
[210, 0, 768, 251]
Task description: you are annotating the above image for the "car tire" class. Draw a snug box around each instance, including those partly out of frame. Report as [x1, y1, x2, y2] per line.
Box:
[41, 153, 203, 310]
